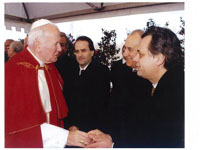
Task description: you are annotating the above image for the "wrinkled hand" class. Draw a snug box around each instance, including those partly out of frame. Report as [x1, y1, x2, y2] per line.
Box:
[85, 129, 113, 148]
[66, 130, 92, 147]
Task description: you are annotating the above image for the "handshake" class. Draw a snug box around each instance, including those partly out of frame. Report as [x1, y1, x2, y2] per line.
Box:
[67, 127, 113, 148]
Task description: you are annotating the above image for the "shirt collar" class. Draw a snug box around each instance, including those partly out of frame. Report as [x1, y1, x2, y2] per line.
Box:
[122, 59, 137, 72]
[79, 62, 90, 71]
[79, 62, 90, 75]
[152, 83, 158, 88]
[132, 68, 137, 72]
[27, 47, 45, 67]
[122, 58, 126, 64]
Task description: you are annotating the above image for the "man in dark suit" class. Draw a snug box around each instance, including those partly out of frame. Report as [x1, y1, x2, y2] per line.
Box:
[54, 32, 76, 80]
[63, 36, 110, 134]
[108, 30, 152, 147]
[85, 26, 184, 148]
[132, 26, 184, 147]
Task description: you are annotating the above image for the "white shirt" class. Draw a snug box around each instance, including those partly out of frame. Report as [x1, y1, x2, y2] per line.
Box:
[79, 63, 90, 75]
[27, 47, 69, 148]
[152, 82, 158, 88]
[122, 59, 137, 72]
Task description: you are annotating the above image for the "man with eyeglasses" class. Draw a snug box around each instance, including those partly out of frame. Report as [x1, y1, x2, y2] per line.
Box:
[107, 29, 152, 148]
[62, 36, 110, 147]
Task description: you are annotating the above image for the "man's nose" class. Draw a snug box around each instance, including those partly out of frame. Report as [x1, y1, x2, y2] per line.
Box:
[57, 43, 62, 52]
[133, 53, 139, 62]
[76, 51, 83, 57]
[123, 49, 129, 57]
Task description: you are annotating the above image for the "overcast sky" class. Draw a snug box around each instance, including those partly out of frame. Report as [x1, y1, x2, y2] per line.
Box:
[56, 10, 184, 52]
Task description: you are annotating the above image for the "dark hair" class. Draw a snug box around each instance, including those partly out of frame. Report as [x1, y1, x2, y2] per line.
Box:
[60, 32, 69, 49]
[75, 36, 95, 51]
[142, 26, 184, 69]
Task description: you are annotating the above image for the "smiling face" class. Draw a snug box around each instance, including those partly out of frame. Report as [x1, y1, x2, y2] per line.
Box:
[122, 33, 142, 68]
[36, 25, 62, 63]
[133, 35, 158, 82]
[74, 40, 94, 68]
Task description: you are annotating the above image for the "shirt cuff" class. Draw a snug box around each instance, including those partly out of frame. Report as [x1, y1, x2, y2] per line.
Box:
[41, 123, 69, 148]
[112, 142, 114, 148]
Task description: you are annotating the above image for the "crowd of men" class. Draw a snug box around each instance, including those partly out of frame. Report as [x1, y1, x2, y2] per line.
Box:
[5, 19, 184, 148]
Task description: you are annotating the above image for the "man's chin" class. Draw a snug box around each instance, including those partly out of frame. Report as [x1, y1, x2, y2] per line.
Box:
[50, 58, 58, 63]
[137, 70, 142, 76]
[125, 62, 133, 67]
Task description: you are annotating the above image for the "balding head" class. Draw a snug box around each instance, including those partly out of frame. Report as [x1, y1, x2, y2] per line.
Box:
[122, 29, 144, 68]
[8, 41, 23, 58]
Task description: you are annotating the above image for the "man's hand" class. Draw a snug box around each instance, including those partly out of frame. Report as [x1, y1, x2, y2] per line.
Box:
[85, 129, 113, 148]
[69, 125, 79, 131]
[66, 130, 92, 147]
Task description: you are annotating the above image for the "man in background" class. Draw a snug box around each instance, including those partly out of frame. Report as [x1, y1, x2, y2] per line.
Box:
[108, 29, 152, 147]
[4, 39, 14, 62]
[63, 36, 110, 135]
[7, 41, 23, 59]
[55, 32, 76, 80]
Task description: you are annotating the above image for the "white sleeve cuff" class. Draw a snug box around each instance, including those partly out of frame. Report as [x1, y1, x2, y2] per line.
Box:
[41, 123, 69, 148]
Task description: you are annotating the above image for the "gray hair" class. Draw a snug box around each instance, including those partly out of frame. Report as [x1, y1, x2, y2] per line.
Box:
[9, 41, 23, 53]
[27, 19, 57, 47]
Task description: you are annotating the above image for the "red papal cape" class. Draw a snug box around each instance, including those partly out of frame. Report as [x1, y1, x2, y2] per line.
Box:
[5, 48, 68, 148]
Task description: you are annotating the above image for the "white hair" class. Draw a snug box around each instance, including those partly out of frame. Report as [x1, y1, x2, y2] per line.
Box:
[28, 19, 57, 47]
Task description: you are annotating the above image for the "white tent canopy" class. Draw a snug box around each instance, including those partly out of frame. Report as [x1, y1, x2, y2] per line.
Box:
[5, 2, 184, 33]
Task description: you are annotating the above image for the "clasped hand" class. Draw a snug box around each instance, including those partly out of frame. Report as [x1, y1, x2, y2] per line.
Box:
[67, 127, 113, 148]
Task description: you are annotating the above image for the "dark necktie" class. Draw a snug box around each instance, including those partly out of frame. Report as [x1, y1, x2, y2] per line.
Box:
[80, 70, 85, 76]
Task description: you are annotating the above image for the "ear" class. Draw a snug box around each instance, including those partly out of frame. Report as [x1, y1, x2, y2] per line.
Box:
[34, 40, 41, 52]
[155, 53, 165, 66]
[91, 50, 95, 56]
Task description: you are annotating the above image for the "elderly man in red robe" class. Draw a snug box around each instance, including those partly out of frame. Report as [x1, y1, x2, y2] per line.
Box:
[5, 19, 91, 148]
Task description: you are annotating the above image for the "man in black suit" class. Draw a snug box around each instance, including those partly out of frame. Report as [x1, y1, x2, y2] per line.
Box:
[86, 26, 184, 148]
[132, 26, 184, 147]
[55, 32, 76, 80]
[63, 36, 110, 134]
[108, 30, 152, 147]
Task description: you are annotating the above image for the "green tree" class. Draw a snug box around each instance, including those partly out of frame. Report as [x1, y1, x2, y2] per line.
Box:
[66, 33, 75, 57]
[95, 28, 120, 68]
[178, 17, 185, 50]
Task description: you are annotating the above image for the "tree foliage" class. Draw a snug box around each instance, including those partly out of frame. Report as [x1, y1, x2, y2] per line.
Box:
[144, 17, 185, 51]
[58, 17, 185, 68]
[66, 33, 75, 57]
[95, 28, 120, 68]
[178, 17, 185, 50]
